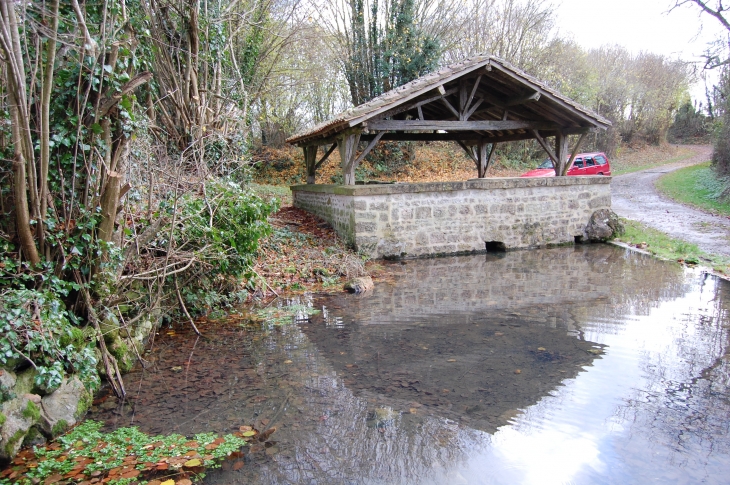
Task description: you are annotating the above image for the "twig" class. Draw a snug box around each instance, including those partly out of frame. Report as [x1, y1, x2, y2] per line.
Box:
[175, 277, 201, 336]
[251, 267, 279, 297]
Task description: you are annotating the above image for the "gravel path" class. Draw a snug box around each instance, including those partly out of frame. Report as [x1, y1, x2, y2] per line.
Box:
[611, 145, 730, 257]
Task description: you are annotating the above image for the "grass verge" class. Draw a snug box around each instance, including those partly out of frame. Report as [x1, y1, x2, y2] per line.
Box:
[615, 218, 730, 275]
[656, 162, 730, 216]
[611, 146, 697, 176]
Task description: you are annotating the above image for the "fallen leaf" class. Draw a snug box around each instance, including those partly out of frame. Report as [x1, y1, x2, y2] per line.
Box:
[184, 458, 202, 467]
[537, 347, 546, 351]
[177, 480, 193, 485]
[514, 369, 522, 374]
[241, 430, 257, 437]
[120, 470, 140, 479]
[447, 359, 456, 362]
[160, 480, 175, 485]
[232, 461, 244, 471]
[239, 425, 253, 432]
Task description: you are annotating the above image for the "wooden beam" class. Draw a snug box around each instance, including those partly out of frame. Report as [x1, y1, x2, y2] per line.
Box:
[367, 119, 560, 131]
[464, 97, 484, 120]
[532, 129, 560, 168]
[565, 133, 587, 176]
[502, 91, 541, 107]
[456, 140, 478, 166]
[314, 142, 338, 170]
[437, 85, 446, 96]
[440, 97, 460, 118]
[351, 132, 384, 167]
[360, 131, 563, 143]
[464, 75, 482, 118]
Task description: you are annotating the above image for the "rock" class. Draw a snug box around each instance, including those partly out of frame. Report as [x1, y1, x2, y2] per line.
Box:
[39, 377, 90, 437]
[584, 209, 624, 242]
[0, 395, 38, 462]
[344, 276, 374, 294]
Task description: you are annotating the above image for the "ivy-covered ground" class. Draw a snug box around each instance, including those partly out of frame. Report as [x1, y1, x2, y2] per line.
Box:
[0, 420, 269, 485]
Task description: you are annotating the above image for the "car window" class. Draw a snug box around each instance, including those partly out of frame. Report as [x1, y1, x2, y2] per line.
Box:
[595, 155, 607, 165]
[538, 159, 553, 169]
[585, 157, 595, 167]
[573, 158, 583, 168]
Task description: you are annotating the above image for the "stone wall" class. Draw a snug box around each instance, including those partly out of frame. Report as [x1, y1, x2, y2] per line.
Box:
[291, 177, 612, 258]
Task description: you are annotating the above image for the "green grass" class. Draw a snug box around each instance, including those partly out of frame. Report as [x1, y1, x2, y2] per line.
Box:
[615, 219, 730, 275]
[656, 162, 730, 216]
[611, 150, 698, 176]
[250, 183, 292, 206]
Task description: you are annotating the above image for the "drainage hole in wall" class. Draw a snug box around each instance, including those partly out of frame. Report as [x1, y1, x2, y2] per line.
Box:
[485, 241, 507, 252]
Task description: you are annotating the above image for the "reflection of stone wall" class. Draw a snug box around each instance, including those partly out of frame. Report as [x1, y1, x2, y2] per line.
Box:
[335, 246, 688, 326]
[292, 177, 611, 258]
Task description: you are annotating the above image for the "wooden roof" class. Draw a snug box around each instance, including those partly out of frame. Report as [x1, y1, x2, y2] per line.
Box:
[287, 54, 611, 147]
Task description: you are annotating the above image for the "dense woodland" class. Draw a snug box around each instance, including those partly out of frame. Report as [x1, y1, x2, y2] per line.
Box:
[0, 0, 726, 399]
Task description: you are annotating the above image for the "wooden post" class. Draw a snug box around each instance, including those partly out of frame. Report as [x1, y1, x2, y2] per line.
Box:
[303, 145, 317, 184]
[554, 132, 570, 176]
[477, 140, 488, 178]
[338, 132, 361, 185]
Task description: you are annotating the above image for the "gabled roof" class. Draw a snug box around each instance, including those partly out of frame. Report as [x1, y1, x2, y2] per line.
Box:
[287, 54, 611, 147]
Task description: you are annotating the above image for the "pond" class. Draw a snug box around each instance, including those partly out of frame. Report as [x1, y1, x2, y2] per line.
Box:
[89, 245, 730, 484]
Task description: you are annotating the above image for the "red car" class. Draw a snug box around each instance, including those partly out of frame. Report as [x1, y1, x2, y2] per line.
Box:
[519, 152, 611, 177]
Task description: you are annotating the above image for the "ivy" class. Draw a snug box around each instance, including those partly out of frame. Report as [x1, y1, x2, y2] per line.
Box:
[0, 289, 99, 392]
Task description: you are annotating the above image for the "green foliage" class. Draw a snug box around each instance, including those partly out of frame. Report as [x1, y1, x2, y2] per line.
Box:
[345, 0, 440, 105]
[656, 162, 730, 216]
[159, 179, 277, 314]
[0, 420, 249, 485]
[0, 289, 99, 392]
[173, 179, 276, 277]
[0, 412, 6, 426]
[668, 101, 710, 142]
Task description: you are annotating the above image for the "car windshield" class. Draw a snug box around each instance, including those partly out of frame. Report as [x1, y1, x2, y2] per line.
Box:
[537, 159, 554, 169]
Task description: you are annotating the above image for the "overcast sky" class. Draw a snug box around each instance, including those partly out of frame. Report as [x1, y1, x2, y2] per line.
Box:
[553, 0, 728, 100]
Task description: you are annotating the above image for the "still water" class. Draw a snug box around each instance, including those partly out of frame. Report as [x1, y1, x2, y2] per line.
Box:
[91, 245, 730, 484]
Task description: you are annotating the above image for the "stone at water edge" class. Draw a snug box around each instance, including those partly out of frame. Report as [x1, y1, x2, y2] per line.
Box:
[40, 376, 90, 436]
[344, 276, 374, 294]
[0, 394, 40, 462]
[585, 209, 624, 242]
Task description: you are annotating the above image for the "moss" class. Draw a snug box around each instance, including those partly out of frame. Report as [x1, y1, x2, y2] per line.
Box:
[59, 327, 86, 351]
[51, 419, 68, 436]
[74, 390, 92, 420]
[5, 429, 25, 456]
[0, 412, 6, 426]
[109, 338, 135, 373]
[22, 400, 41, 422]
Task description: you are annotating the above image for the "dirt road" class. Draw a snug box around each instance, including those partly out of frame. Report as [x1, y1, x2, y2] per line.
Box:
[611, 145, 730, 257]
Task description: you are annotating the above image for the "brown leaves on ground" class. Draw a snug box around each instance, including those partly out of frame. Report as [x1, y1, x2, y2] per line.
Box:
[254, 206, 367, 296]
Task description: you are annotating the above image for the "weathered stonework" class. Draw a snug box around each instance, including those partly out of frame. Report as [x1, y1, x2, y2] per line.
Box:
[291, 177, 612, 258]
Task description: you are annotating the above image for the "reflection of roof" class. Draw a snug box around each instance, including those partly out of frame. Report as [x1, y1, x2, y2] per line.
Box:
[287, 54, 611, 146]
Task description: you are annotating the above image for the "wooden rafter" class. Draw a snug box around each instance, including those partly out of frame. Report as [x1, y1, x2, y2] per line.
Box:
[367, 120, 560, 131]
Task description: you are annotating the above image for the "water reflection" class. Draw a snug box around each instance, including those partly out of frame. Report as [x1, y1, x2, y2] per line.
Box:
[89, 246, 730, 484]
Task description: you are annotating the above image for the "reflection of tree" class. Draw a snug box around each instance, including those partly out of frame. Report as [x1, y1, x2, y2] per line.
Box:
[614, 275, 730, 468]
